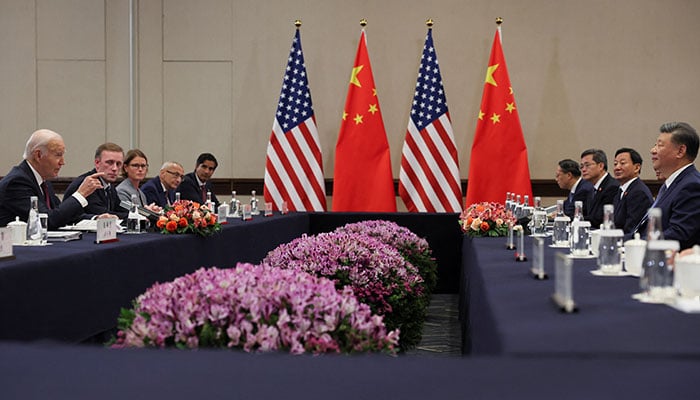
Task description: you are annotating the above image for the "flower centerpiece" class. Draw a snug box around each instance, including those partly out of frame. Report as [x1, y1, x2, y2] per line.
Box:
[334, 220, 438, 293]
[111, 264, 399, 354]
[459, 201, 517, 237]
[263, 231, 428, 351]
[156, 200, 221, 237]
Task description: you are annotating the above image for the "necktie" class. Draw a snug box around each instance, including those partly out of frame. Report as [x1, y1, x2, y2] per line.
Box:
[104, 185, 112, 211]
[633, 184, 667, 234]
[201, 185, 207, 203]
[40, 182, 51, 209]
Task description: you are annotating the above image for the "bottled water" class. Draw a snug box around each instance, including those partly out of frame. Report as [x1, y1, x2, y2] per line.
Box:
[127, 194, 141, 234]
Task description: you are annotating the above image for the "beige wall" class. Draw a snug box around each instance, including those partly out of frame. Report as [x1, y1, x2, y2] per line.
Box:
[1, 0, 699, 181]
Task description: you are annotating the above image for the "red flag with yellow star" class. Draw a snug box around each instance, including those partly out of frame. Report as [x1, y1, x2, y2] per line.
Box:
[466, 26, 532, 205]
[333, 29, 396, 211]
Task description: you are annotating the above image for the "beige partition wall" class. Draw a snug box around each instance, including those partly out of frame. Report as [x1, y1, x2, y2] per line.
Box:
[1, 0, 699, 182]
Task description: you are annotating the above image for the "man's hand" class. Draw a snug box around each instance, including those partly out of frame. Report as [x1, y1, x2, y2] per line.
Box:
[76, 172, 105, 198]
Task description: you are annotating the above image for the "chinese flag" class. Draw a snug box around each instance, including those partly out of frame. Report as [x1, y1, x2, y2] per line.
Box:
[465, 27, 532, 205]
[333, 30, 396, 211]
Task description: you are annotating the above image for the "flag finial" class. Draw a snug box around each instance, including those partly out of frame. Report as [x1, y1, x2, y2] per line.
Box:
[496, 17, 503, 25]
[360, 18, 367, 27]
[426, 18, 434, 27]
[294, 19, 302, 28]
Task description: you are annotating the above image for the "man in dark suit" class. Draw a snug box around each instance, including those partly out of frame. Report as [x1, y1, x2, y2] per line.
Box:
[555, 159, 594, 218]
[580, 149, 620, 228]
[177, 153, 220, 208]
[142, 161, 184, 208]
[612, 148, 653, 235]
[64, 143, 128, 220]
[0, 129, 103, 230]
[637, 122, 700, 249]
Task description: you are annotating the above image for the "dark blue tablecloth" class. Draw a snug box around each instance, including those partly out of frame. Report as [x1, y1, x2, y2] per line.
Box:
[462, 236, 700, 357]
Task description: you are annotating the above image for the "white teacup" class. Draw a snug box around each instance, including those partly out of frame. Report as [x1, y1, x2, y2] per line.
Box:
[675, 246, 700, 299]
[624, 233, 647, 277]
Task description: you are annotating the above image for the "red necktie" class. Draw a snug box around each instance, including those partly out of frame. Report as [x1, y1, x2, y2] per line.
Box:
[201, 185, 206, 203]
[40, 182, 51, 209]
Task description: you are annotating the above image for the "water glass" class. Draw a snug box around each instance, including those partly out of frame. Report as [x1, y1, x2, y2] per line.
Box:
[570, 220, 591, 256]
[597, 229, 624, 273]
[552, 216, 570, 246]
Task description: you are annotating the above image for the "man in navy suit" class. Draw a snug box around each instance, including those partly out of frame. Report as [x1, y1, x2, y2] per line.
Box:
[141, 161, 184, 208]
[580, 149, 620, 228]
[177, 153, 220, 208]
[637, 122, 700, 249]
[612, 148, 653, 235]
[555, 159, 594, 218]
[64, 142, 128, 220]
[0, 129, 103, 230]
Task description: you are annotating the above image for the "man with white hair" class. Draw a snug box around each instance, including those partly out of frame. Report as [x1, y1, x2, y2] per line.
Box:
[0, 129, 104, 230]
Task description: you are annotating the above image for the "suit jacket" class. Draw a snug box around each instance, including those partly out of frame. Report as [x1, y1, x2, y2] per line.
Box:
[64, 169, 128, 220]
[141, 176, 174, 208]
[584, 174, 620, 229]
[563, 178, 594, 218]
[116, 179, 149, 207]
[639, 165, 700, 249]
[0, 160, 85, 230]
[613, 178, 653, 235]
[176, 172, 220, 207]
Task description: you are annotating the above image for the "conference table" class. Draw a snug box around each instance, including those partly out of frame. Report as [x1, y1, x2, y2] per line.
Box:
[1, 212, 698, 398]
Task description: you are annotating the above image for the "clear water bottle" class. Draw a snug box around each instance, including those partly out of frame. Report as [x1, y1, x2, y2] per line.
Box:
[640, 208, 665, 296]
[514, 194, 523, 219]
[552, 199, 571, 246]
[127, 194, 140, 234]
[531, 196, 547, 236]
[250, 190, 259, 215]
[229, 191, 240, 217]
[175, 192, 181, 203]
[505, 192, 512, 211]
[602, 204, 615, 230]
[573, 200, 583, 223]
[206, 191, 214, 212]
[27, 196, 42, 244]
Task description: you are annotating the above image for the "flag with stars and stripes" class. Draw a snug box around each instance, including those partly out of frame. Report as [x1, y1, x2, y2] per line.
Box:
[332, 29, 396, 211]
[399, 27, 462, 212]
[465, 26, 532, 205]
[264, 28, 327, 212]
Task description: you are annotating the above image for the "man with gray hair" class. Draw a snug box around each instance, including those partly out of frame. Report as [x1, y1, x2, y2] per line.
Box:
[0, 129, 104, 229]
[141, 161, 184, 208]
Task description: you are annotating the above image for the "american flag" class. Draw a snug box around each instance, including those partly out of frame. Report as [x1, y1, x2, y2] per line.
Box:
[264, 29, 327, 211]
[398, 28, 462, 212]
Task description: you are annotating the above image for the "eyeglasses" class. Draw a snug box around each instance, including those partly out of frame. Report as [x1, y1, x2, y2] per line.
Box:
[579, 162, 597, 170]
[165, 170, 183, 179]
[129, 163, 148, 169]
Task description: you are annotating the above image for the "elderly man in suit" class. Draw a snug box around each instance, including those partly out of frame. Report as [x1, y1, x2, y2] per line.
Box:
[555, 159, 594, 218]
[141, 161, 184, 208]
[637, 122, 700, 249]
[177, 153, 220, 208]
[64, 142, 128, 220]
[612, 148, 653, 235]
[0, 129, 103, 229]
[580, 148, 620, 228]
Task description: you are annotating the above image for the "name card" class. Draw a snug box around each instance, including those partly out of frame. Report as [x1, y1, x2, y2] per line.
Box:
[241, 204, 252, 221]
[96, 218, 119, 244]
[530, 237, 548, 280]
[0, 227, 14, 260]
[552, 252, 577, 313]
[280, 201, 289, 215]
[264, 202, 273, 217]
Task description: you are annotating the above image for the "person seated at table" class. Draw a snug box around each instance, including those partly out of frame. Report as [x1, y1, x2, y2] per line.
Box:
[0, 129, 105, 230]
[116, 149, 162, 214]
[612, 147, 653, 235]
[580, 148, 620, 228]
[634, 121, 700, 249]
[555, 159, 593, 218]
[141, 161, 184, 208]
[176, 153, 220, 208]
[64, 142, 128, 220]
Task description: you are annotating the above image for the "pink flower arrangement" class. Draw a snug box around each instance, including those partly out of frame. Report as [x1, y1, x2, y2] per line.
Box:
[156, 200, 221, 237]
[111, 264, 398, 354]
[262, 230, 428, 350]
[459, 201, 517, 237]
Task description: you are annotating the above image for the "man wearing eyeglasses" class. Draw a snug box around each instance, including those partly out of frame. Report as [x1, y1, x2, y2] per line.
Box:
[142, 161, 185, 208]
[176, 153, 221, 209]
[580, 148, 620, 228]
[64, 142, 128, 220]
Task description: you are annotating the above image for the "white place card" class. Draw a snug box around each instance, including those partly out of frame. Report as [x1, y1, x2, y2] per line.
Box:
[531, 236, 548, 280]
[264, 202, 273, 217]
[552, 252, 577, 313]
[96, 218, 118, 244]
[0, 227, 14, 260]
